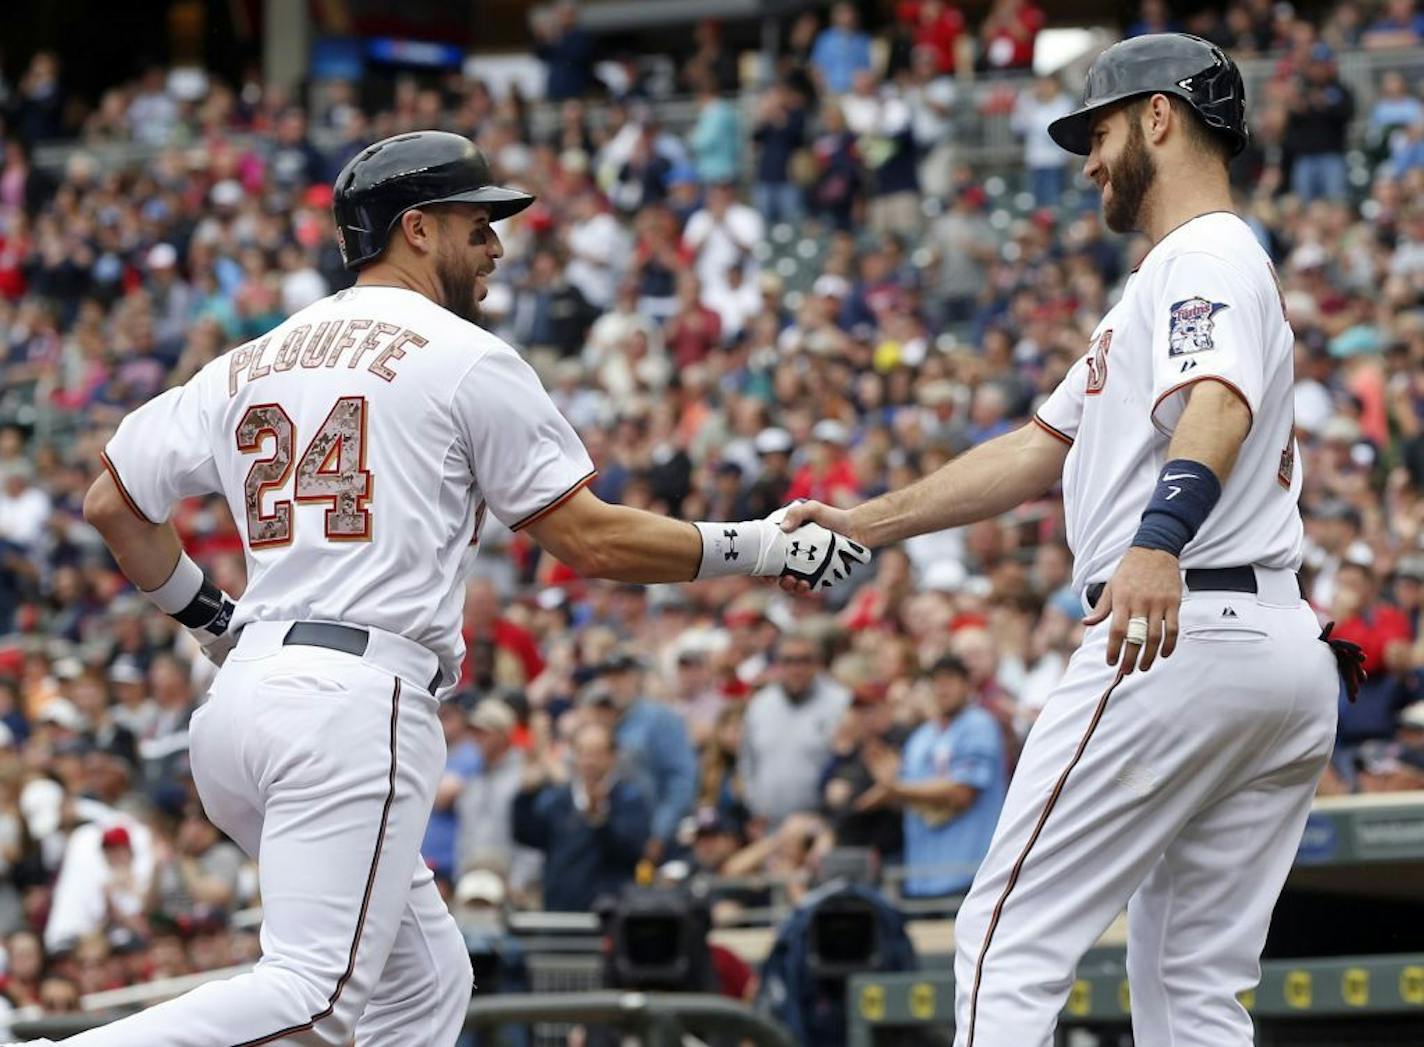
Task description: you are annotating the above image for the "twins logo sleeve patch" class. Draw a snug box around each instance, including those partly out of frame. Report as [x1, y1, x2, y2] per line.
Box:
[1168, 297, 1229, 357]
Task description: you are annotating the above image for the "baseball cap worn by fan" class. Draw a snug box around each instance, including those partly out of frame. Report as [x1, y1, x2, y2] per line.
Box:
[469, 699, 517, 735]
[454, 869, 507, 908]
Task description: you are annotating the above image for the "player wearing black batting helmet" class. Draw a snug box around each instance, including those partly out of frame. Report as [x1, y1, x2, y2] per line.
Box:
[333, 131, 536, 270]
[1048, 32, 1248, 157]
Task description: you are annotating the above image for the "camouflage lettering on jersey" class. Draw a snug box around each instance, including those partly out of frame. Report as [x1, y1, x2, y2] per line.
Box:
[349, 322, 401, 371]
[274, 325, 311, 372]
[301, 320, 340, 369]
[1085, 329, 1113, 395]
[326, 319, 371, 368]
[369, 329, 428, 383]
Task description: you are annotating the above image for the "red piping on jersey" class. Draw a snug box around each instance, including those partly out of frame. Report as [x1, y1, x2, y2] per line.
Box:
[228, 677, 403, 1047]
[1150, 375, 1254, 437]
[510, 469, 598, 532]
[99, 452, 160, 526]
[1031, 415, 1074, 447]
[965, 666, 1126, 1046]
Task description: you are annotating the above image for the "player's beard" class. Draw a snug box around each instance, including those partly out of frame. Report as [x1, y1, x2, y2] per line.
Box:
[1102, 118, 1157, 234]
[434, 243, 483, 325]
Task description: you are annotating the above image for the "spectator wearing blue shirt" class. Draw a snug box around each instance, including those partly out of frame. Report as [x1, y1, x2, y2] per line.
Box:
[1363, 0, 1424, 49]
[533, 1, 596, 101]
[863, 655, 1006, 897]
[512, 721, 652, 912]
[584, 652, 697, 863]
[688, 76, 743, 187]
[422, 699, 483, 881]
[811, 2, 874, 96]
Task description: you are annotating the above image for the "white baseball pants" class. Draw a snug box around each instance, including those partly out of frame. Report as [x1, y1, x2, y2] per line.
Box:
[58, 622, 472, 1046]
[953, 570, 1338, 1047]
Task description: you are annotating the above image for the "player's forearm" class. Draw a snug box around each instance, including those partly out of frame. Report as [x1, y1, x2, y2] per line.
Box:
[848, 423, 1067, 548]
[83, 473, 183, 591]
[1165, 380, 1252, 483]
[568, 503, 703, 583]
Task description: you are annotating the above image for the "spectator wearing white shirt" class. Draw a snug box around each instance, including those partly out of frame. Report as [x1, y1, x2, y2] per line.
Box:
[564, 191, 628, 309]
[683, 183, 764, 300]
[703, 263, 764, 343]
[126, 67, 180, 147]
[1011, 75, 1075, 206]
[903, 46, 957, 200]
[0, 461, 51, 554]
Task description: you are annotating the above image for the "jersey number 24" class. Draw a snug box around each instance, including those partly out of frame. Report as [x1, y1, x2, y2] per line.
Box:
[235, 397, 372, 548]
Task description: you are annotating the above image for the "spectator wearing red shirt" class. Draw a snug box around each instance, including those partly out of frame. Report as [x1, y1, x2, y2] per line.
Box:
[896, 0, 967, 74]
[460, 578, 545, 690]
[786, 420, 861, 507]
[1332, 559, 1415, 753]
[979, 0, 1045, 73]
[664, 272, 722, 368]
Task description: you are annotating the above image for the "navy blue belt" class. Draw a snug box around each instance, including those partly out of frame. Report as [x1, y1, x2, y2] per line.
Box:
[281, 622, 442, 695]
[1084, 565, 1281, 612]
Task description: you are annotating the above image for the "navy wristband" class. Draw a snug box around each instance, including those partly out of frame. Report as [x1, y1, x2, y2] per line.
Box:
[1131, 458, 1222, 557]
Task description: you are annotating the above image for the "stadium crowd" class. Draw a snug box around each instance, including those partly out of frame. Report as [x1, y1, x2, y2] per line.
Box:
[0, 0, 1423, 1021]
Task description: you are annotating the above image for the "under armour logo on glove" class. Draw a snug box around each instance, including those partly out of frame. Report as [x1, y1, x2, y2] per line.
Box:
[767, 503, 871, 593]
[723, 529, 739, 561]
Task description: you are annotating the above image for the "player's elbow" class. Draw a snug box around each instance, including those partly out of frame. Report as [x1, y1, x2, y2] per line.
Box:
[83, 473, 130, 535]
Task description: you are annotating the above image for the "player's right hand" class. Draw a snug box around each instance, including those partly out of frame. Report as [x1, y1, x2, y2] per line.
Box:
[774, 500, 861, 593]
[765, 502, 870, 594]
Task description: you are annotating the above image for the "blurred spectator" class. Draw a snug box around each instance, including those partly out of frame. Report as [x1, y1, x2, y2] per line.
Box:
[808, 102, 863, 230]
[820, 688, 910, 861]
[1331, 559, 1413, 748]
[787, 420, 860, 506]
[512, 719, 651, 911]
[979, 0, 1045, 73]
[1362, 0, 1424, 48]
[1011, 76, 1075, 207]
[684, 182, 763, 304]
[874, 656, 1005, 897]
[148, 806, 246, 932]
[903, 46, 958, 200]
[1355, 700, 1424, 790]
[136, 654, 196, 790]
[423, 701, 483, 883]
[462, 578, 546, 691]
[581, 652, 696, 861]
[1284, 44, 1356, 202]
[14, 52, 65, 143]
[812, 3, 874, 96]
[896, 0, 968, 74]
[741, 632, 851, 826]
[456, 699, 538, 891]
[688, 78, 742, 187]
[751, 82, 808, 226]
[1127, 0, 1181, 37]
[533, 2, 597, 101]
[842, 71, 921, 237]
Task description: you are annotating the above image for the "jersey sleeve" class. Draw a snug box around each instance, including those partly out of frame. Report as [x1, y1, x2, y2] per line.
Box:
[1148, 252, 1268, 437]
[102, 375, 221, 524]
[1032, 355, 1087, 446]
[452, 348, 596, 531]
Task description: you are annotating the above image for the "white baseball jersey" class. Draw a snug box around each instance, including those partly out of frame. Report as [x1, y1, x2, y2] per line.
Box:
[1033, 211, 1304, 593]
[102, 285, 595, 685]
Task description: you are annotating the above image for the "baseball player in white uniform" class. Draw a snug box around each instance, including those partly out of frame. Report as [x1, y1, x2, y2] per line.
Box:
[30, 132, 869, 1047]
[782, 35, 1362, 1046]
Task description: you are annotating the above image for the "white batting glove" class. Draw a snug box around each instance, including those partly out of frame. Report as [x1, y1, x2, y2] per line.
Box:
[693, 504, 871, 591]
[764, 504, 872, 592]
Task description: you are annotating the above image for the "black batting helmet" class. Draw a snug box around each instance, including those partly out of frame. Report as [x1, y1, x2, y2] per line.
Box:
[1047, 33, 1248, 157]
[332, 131, 536, 271]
